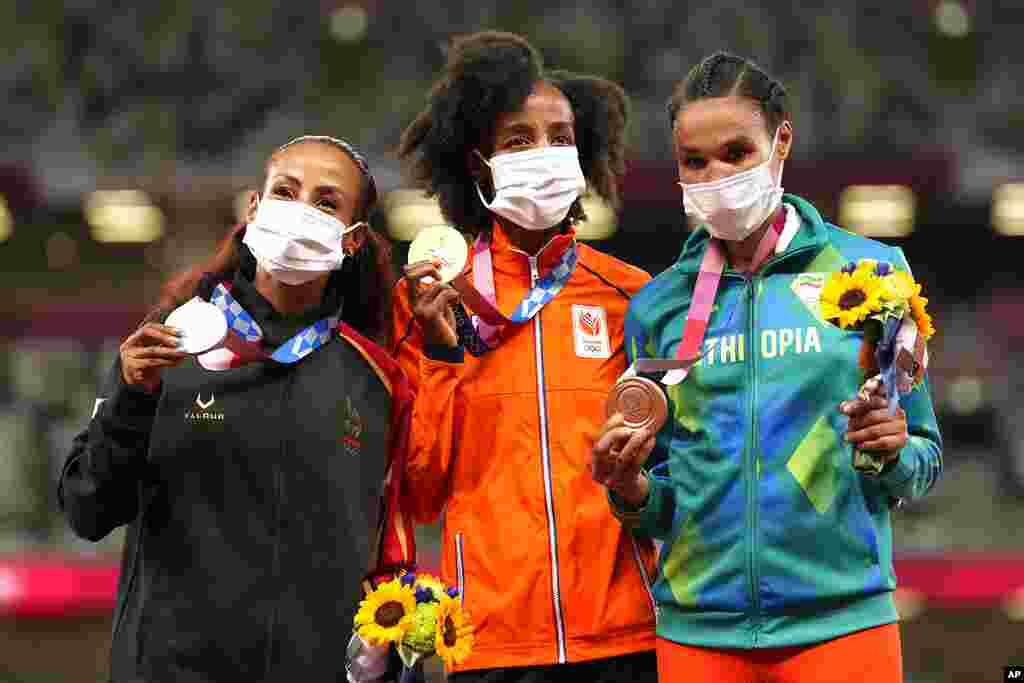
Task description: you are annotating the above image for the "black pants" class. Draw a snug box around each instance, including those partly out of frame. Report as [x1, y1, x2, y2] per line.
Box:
[447, 650, 657, 683]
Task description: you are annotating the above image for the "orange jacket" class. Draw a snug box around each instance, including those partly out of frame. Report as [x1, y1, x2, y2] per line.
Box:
[391, 223, 657, 672]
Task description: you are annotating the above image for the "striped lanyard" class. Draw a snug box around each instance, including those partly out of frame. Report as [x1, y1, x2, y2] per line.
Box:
[451, 232, 577, 354]
[668, 209, 787, 382]
[200, 283, 338, 369]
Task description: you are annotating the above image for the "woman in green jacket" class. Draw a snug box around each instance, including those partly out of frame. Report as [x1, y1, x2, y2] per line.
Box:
[592, 52, 942, 682]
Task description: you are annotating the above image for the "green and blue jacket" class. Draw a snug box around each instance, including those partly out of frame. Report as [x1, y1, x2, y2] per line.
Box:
[614, 194, 942, 649]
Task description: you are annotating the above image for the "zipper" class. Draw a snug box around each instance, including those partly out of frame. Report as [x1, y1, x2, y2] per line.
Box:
[745, 273, 761, 645]
[454, 533, 466, 607]
[529, 254, 568, 663]
[629, 536, 659, 620]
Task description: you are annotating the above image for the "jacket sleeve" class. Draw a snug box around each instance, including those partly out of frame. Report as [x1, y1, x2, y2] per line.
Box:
[389, 282, 465, 525]
[364, 355, 418, 589]
[876, 247, 943, 501]
[607, 304, 678, 541]
[57, 360, 158, 542]
[333, 322, 420, 590]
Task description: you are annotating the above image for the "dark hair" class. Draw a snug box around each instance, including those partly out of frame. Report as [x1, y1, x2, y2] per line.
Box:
[150, 137, 395, 344]
[398, 31, 629, 235]
[667, 51, 788, 136]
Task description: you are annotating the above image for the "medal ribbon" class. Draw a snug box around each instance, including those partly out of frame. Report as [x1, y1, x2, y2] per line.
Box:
[662, 208, 788, 384]
[198, 283, 338, 370]
[447, 232, 578, 354]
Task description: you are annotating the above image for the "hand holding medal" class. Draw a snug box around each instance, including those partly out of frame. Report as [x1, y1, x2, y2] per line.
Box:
[403, 226, 467, 349]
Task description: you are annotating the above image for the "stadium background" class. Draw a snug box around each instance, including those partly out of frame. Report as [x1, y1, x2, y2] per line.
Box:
[0, 1, 1022, 680]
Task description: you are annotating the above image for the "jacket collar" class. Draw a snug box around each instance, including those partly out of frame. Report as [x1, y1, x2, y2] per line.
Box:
[482, 219, 577, 278]
[672, 193, 829, 275]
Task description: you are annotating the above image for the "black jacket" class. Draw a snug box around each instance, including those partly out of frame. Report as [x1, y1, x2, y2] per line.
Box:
[58, 269, 415, 682]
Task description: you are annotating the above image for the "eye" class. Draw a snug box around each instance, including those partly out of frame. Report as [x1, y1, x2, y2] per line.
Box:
[504, 135, 532, 149]
[552, 134, 574, 146]
[271, 185, 295, 199]
[725, 146, 750, 163]
[684, 157, 707, 170]
[316, 197, 338, 211]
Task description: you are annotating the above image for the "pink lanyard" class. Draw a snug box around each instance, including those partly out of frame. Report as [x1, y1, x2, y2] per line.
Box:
[676, 209, 788, 364]
[449, 232, 577, 348]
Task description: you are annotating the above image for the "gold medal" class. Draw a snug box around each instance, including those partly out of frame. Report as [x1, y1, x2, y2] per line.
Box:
[606, 376, 668, 433]
[407, 225, 469, 284]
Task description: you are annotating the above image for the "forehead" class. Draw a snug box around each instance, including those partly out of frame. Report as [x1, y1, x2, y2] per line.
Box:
[267, 142, 362, 186]
[673, 96, 768, 148]
[496, 81, 574, 128]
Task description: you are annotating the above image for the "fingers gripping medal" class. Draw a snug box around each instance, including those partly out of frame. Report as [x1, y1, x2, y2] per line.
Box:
[165, 297, 228, 355]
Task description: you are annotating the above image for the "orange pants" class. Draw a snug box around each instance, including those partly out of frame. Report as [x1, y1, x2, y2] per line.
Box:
[656, 623, 902, 683]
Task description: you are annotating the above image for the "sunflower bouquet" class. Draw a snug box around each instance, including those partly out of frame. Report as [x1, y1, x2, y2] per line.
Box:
[819, 258, 936, 474]
[352, 572, 475, 678]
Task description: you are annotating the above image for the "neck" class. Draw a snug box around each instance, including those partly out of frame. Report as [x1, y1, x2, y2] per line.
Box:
[498, 218, 562, 256]
[254, 270, 329, 315]
[721, 205, 784, 272]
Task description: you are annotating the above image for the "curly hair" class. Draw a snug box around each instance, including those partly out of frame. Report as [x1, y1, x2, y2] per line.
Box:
[398, 31, 629, 236]
[667, 51, 789, 136]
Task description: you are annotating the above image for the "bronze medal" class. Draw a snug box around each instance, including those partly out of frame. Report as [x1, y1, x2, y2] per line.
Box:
[606, 376, 668, 433]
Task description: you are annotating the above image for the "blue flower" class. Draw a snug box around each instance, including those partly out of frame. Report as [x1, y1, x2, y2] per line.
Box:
[447, 587, 460, 599]
[415, 587, 436, 604]
[400, 573, 417, 587]
[875, 262, 892, 276]
[841, 262, 857, 274]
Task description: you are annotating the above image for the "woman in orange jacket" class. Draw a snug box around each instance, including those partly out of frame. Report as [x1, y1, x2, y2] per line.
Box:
[390, 32, 657, 682]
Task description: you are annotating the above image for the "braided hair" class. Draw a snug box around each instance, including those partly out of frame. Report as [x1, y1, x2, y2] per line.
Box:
[667, 52, 788, 136]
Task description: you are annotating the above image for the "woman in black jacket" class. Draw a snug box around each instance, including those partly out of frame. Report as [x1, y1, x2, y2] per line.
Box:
[58, 136, 416, 682]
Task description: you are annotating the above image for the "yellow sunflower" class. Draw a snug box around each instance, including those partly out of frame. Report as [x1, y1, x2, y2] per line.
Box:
[434, 595, 475, 668]
[354, 578, 417, 646]
[878, 270, 919, 304]
[820, 269, 884, 329]
[909, 293, 935, 339]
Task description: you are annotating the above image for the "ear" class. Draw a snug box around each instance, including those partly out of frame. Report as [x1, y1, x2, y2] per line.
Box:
[342, 223, 368, 256]
[245, 191, 261, 224]
[776, 120, 794, 161]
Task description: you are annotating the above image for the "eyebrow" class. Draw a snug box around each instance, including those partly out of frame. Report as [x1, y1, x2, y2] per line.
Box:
[269, 173, 350, 201]
[496, 122, 538, 137]
[678, 134, 757, 155]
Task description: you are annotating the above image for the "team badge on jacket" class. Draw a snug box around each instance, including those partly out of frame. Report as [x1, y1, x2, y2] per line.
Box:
[572, 304, 611, 359]
[340, 396, 363, 456]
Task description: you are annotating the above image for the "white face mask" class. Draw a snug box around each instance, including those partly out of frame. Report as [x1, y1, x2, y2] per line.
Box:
[243, 198, 362, 286]
[680, 129, 784, 242]
[476, 146, 586, 231]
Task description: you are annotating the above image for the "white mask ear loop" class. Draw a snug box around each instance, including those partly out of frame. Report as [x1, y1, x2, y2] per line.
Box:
[473, 149, 494, 203]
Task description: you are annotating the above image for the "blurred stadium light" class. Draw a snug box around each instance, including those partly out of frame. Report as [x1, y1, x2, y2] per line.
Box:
[382, 189, 618, 242]
[838, 185, 915, 237]
[934, 0, 972, 38]
[0, 195, 11, 243]
[329, 4, 370, 42]
[382, 189, 449, 243]
[992, 183, 1024, 236]
[84, 190, 165, 244]
[577, 193, 618, 240]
